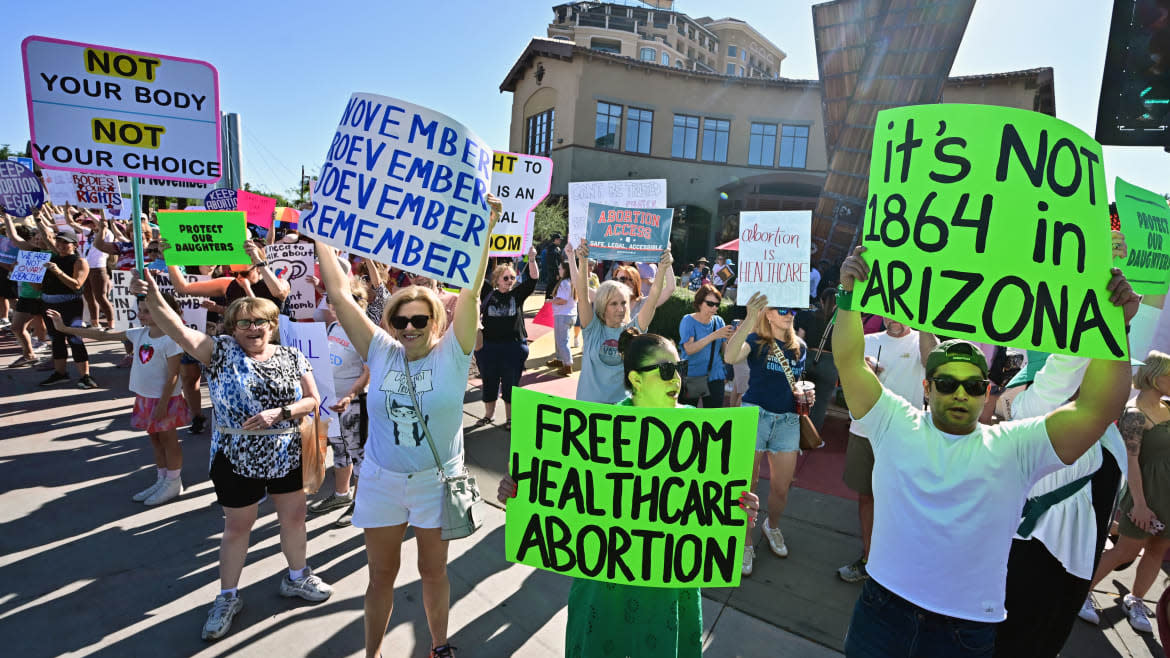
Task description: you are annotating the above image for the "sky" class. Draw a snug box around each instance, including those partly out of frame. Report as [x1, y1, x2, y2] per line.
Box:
[2, 0, 1166, 200]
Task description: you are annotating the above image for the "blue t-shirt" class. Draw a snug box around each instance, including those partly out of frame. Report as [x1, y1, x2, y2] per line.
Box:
[679, 314, 727, 381]
[741, 333, 806, 414]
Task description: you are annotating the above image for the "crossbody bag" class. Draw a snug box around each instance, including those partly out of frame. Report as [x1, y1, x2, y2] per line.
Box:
[772, 342, 824, 450]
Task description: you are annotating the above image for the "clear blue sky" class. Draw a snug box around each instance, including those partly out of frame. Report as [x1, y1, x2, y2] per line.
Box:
[3, 0, 1165, 199]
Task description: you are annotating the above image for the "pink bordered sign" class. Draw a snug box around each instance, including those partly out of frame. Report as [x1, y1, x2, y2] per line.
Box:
[22, 35, 221, 184]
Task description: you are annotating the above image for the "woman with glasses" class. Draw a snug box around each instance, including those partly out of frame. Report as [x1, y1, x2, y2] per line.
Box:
[313, 196, 501, 658]
[499, 329, 761, 656]
[613, 262, 676, 320]
[129, 271, 332, 642]
[547, 260, 577, 377]
[474, 246, 539, 427]
[726, 293, 814, 575]
[679, 283, 734, 408]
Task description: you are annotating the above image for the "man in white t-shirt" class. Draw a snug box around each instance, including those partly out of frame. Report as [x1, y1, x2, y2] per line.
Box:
[837, 317, 927, 583]
[834, 246, 1139, 657]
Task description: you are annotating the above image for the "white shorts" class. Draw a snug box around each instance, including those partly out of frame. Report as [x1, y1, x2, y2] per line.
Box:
[352, 461, 448, 529]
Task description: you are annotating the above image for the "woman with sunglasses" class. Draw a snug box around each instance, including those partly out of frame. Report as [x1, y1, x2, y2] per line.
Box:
[499, 329, 760, 656]
[726, 293, 814, 574]
[613, 262, 676, 320]
[473, 246, 539, 427]
[314, 195, 501, 658]
[130, 271, 332, 642]
[679, 283, 735, 408]
[36, 228, 96, 389]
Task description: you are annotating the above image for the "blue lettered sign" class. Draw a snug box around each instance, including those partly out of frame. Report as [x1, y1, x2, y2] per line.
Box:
[300, 93, 493, 288]
[0, 160, 46, 217]
[204, 188, 238, 210]
[585, 202, 674, 262]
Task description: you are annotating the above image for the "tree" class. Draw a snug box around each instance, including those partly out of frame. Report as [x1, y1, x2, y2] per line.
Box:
[0, 144, 13, 160]
[532, 197, 567, 243]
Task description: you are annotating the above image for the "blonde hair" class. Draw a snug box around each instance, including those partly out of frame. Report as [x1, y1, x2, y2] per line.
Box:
[592, 280, 630, 324]
[225, 297, 280, 341]
[1134, 350, 1170, 391]
[491, 263, 517, 288]
[753, 309, 802, 360]
[382, 285, 447, 338]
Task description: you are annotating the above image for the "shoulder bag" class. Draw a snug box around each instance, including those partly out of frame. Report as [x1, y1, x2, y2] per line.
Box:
[403, 354, 484, 540]
[772, 342, 824, 450]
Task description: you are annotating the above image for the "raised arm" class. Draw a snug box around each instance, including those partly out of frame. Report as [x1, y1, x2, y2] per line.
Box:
[129, 270, 214, 364]
[45, 308, 126, 341]
[316, 240, 377, 361]
[637, 249, 674, 330]
[526, 245, 539, 281]
[724, 292, 766, 364]
[833, 246, 883, 420]
[166, 263, 231, 298]
[569, 241, 593, 329]
[3, 214, 35, 250]
[247, 241, 290, 301]
[455, 194, 502, 354]
[93, 219, 120, 255]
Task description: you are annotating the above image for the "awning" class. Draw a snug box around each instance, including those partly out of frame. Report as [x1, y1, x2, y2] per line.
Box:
[715, 239, 738, 251]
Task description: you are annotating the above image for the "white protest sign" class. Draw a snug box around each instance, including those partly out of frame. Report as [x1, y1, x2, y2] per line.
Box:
[42, 170, 75, 203]
[43, 171, 125, 211]
[301, 93, 493, 289]
[278, 317, 339, 438]
[736, 211, 811, 308]
[22, 36, 221, 183]
[567, 179, 666, 246]
[490, 151, 552, 256]
[12, 250, 51, 283]
[109, 269, 208, 331]
[268, 242, 317, 320]
[117, 175, 213, 198]
[110, 270, 138, 330]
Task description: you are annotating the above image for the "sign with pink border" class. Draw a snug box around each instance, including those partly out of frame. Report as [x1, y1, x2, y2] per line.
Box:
[22, 35, 221, 184]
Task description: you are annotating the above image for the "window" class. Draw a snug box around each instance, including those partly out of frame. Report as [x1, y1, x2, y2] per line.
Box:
[671, 114, 699, 159]
[727, 44, 737, 57]
[676, 59, 683, 68]
[661, 52, 670, 66]
[701, 118, 729, 163]
[595, 102, 622, 150]
[591, 38, 621, 54]
[525, 109, 554, 157]
[779, 124, 810, 168]
[625, 108, 653, 154]
[640, 47, 656, 62]
[739, 66, 745, 77]
[726, 62, 736, 75]
[741, 50, 747, 62]
[748, 123, 777, 166]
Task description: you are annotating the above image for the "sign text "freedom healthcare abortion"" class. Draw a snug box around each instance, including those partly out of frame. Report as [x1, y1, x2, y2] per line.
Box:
[302, 94, 492, 289]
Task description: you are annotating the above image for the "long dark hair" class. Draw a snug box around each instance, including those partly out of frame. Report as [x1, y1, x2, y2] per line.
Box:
[553, 261, 575, 300]
[618, 328, 675, 391]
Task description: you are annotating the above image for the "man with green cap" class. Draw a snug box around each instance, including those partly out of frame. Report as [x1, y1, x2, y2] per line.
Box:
[834, 246, 1140, 657]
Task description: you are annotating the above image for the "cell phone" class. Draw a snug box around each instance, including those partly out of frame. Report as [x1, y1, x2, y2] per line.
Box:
[1152, 519, 1166, 535]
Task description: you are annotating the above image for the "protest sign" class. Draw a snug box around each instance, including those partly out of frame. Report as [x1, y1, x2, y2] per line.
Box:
[268, 242, 317, 320]
[156, 210, 249, 266]
[736, 211, 811, 308]
[278, 317, 339, 437]
[567, 179, 666, 246]
[490, 151, 552, 256]
[43, 170, 125, 211]
[505, 389, 757, 588]
[1114, 177, 1170, 296]
[119, 175, 212, 198]
[855, 104, 1126, 360]
[12, 250, 51, 283]
[584, 202, 674, 262]
[7, 156, 34, 172]
[110, 270, 137, 329]
[301, 93, 493, 289]
[204, 188, 237, 210]
[22, 36, 220, 183]
[109, 269, 209, 331]
[237, 189, 276, 229]
[0, 160, 45, 217]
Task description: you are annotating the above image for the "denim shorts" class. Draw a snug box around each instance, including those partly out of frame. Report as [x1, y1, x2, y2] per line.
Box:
[745, 404, 800, 453]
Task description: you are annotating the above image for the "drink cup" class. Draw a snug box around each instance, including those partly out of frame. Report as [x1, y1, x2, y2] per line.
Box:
[794, 381, 815, 415]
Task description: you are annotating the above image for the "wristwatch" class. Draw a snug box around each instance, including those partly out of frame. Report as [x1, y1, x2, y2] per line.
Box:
[254, 260, 268, 268]
[280, 405, 291, 420]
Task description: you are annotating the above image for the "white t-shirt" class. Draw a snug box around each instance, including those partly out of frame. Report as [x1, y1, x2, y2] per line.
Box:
[83, 229, 112, 268]
[365, 326, 471, 475]
[126, 327, 184, 398]
[849, 330, 924, 438]
[328, 322, 366, 396]
[712, 262, 733, 287]
[855, 388, 1065, 622]
[553, 279, 577, 316]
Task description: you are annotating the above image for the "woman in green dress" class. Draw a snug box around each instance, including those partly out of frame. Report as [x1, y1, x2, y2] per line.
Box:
[498, 330, 760, 657]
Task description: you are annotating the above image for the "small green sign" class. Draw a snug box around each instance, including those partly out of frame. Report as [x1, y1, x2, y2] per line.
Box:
[157, 210, 250, 266]
[1114, 177, 1170, 296]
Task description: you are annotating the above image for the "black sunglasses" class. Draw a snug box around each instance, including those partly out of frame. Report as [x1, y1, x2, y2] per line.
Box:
[617, 276, 632, 283]
[930, 377, 989, 397]
[633, 360, 688, 381]
[701, 299, 719, 307]
[389, 314, 430, 330]
[769, 307, 797, 316]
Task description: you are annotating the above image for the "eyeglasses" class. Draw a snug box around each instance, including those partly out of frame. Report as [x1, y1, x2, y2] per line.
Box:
[234, 318, 270, 330]
[389, 314, 431, 330]
[930, 377, 989, 397]
[633, 360, 688, 381]
[769, 308, 797, 316]
[702, 300, 719, 307]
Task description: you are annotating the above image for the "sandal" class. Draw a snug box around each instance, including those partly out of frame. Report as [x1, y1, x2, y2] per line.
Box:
[502, 420, 511, 431]
[471, 417, 495, 429]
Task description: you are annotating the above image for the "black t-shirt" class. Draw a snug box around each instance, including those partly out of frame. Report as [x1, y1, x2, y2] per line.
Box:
[479, 275, 538, 343]
[226, 277, 282, 309]
[795, 309, 833, 352]
[42, 252, 81, 296]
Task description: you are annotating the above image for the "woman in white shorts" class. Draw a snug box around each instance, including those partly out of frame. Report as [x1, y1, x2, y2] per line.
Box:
[314, 195, 501, 658]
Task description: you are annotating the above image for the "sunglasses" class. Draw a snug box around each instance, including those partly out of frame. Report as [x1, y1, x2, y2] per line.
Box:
[617, 276, 633, 283]
[769, 308, 797, 316]
[234, 318, 270, 330]
[499, 275, 515, 282]
[701, 300, 719, 307]
[633, 360, 688, 381]
[389, 314, 431, 330]
[930, 377, 989, 397]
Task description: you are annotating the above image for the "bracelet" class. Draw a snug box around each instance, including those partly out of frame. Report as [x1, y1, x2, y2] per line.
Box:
[253, 260, 267, 268]
[835, 285, 854, 312]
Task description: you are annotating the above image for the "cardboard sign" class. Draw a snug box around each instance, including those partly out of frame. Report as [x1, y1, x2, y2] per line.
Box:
[267, 242, 317, 320]
[0, 160, 46, 217]
[109, 269, 208, 331]
[278, 317, 339, 437]
[204, 188, 237, 210]
[490, 151, 552, 256]
[22, 36, 221, 183]
[505, 389, 757, 588]
[856, 104, 1126, 361]
[237, 189, 276, 229]
[568, 179, 666, 246]
[584, 202, 674, 262]
[156, 210, 249, 265]
[12, 250, 51, 283]
[43, 171, 124, 211]
[736, 211, 811, 308]
[118, 175, 212, 198]
[1114, 177, 1170, 295]
[301, 93, 493, 289]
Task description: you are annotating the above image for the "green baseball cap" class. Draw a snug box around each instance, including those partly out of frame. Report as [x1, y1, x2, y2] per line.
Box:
[926, 340, 989, 378]
[1006, 350, 1051, 388]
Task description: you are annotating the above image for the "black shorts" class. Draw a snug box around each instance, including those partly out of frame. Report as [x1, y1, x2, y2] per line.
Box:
[209, 451, 302, 508]
[0, 269, 16, 299]
[15, 297, 45, 314]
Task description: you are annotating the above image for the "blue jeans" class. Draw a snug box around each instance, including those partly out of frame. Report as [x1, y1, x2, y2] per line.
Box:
[553, 313, 575, 365]
[845, 579, 996, 658]
[475, 340, 529, 403]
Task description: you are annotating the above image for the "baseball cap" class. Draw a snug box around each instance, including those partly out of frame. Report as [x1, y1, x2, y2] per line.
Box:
[54, 231, 78, 244]
[925, 339, 989, 378]
[1006, 350, 1051, 388]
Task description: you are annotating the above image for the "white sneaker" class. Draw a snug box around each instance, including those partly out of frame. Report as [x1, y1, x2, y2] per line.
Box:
[763, 518, 788, 558]
[279, 567, 333, 602]
[201, 593, 243, 641]
[1077, 597, 1100, 625]
[1122, 594, 1153, 633]
[144, 476, 182, 505]
[742, 546, 755, 576]
[132, 475, 165, 502]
